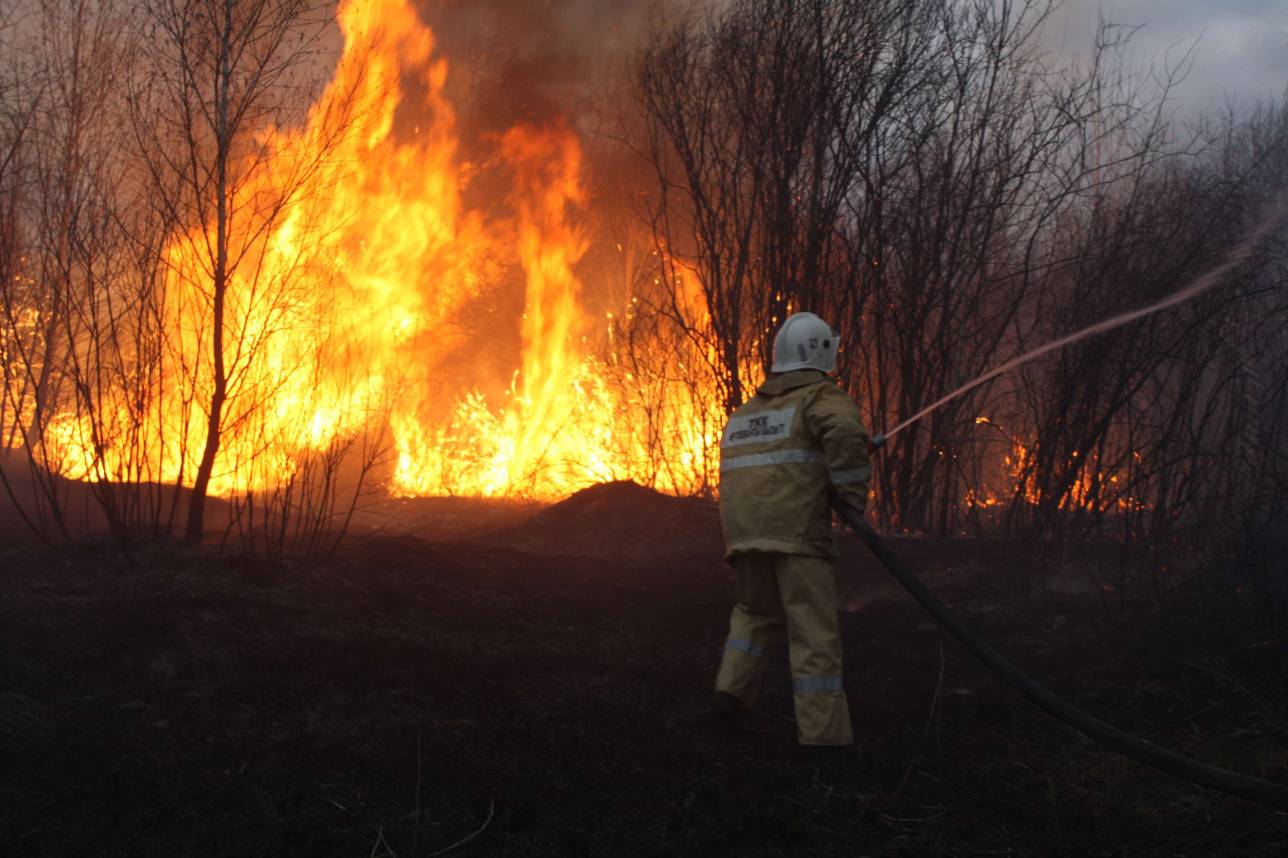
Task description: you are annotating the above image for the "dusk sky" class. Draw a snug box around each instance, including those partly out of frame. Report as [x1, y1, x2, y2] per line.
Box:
[1041, 0, 1287, 114]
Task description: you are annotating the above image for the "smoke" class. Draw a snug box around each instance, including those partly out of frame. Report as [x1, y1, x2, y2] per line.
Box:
[405, 1, 675, 364]
[416, 0, 662, 138]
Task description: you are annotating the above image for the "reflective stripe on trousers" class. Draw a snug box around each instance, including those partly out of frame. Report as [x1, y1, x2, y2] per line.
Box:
[794, 675, 843, 693]
[726, 638, 765, 658]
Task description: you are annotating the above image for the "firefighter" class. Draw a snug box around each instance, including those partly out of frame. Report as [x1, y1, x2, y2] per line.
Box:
[711, 311, 871, 752]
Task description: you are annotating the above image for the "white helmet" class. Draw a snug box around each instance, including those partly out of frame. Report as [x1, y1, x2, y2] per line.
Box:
[771, 311, 840, 373]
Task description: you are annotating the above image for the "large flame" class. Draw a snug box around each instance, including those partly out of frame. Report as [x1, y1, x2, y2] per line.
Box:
[41, 0, 722, 501]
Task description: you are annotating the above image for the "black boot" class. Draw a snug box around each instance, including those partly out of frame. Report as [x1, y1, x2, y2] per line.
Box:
[797, 743, 860, 770]
[709, 691, 745, 728]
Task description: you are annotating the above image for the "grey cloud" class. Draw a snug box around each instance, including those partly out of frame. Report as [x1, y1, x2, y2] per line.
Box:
[1041, 0, 1287, 112]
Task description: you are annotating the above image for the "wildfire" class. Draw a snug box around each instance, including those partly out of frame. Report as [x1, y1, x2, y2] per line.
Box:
[964, 428, 1147, 514]
[34, 0, 723, 502]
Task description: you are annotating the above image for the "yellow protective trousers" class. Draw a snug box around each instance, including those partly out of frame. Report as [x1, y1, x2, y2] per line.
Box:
[714, 552, 854, 746]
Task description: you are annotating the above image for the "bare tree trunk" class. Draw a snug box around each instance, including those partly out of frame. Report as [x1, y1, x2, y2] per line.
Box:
[184, 0, 233, 545]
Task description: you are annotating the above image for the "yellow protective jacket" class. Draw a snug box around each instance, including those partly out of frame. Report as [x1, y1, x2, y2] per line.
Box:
[719, 370, 871, 559]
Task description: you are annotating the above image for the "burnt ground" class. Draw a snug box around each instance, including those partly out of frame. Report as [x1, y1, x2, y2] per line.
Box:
[2, 480, 1287, 856]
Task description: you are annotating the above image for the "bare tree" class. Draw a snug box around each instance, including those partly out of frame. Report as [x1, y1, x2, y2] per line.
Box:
[0, 0, 51, 539]
[636, 0, 937, 416]
[842, 4, 1182, 535]
[0, 0, 148, 544]
[128, 0, 359, 544]
[1002, 96, 1288, 603]
[633, 0, 1186, 538]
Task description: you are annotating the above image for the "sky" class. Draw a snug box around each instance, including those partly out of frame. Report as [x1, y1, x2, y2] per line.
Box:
[405, 1, 1286, 129]
[1040, 0, 1287, 115]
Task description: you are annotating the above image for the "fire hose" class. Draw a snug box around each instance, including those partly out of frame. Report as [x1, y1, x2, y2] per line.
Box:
[844, 200, 1288, 810]
[839, 503, 1288, 811]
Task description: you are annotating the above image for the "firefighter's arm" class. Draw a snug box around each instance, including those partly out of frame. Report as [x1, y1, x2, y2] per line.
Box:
[804, 383, 872, 518]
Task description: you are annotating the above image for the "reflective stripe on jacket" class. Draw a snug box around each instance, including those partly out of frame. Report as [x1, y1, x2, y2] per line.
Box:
[719, 370, 871, 559]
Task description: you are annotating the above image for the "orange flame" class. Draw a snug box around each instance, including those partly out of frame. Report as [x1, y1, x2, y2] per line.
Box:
[964, 429, 1146, 515]
[37, 0, 723, 501]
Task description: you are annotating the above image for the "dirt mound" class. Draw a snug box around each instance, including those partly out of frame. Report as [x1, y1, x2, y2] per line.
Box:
[497, 480, 724, 566]
[0, 449, 232, 543]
